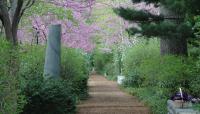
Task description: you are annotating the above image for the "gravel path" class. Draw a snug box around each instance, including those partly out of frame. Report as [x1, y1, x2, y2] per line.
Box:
[77, 75, 150, 114]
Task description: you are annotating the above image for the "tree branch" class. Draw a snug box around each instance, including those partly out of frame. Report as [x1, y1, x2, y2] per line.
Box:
[21, 0, 35, 17]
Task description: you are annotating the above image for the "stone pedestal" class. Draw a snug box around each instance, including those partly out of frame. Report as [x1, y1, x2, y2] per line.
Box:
[167, 100, 200, 114]
[44, 24, 61, 79]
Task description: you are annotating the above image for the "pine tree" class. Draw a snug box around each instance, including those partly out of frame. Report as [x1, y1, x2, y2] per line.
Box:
[114, 0, 200, 56]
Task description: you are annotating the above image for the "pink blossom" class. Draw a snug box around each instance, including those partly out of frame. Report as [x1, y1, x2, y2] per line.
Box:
[19, 0, 97, 52]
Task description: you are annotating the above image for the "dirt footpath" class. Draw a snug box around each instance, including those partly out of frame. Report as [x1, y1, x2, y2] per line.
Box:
[77, 75, 150, 114]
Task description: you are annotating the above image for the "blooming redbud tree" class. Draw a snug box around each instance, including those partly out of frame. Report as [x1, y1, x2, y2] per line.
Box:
[18, 0, 98, 52]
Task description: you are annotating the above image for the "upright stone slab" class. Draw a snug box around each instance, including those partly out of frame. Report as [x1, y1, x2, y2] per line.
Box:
[44, 24, 61, 79]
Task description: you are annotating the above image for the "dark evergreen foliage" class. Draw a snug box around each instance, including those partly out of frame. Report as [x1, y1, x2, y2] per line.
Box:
[115, 0, 200, 55]
[114, 0, 197, 38]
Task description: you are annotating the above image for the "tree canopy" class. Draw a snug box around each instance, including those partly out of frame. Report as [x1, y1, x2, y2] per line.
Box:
[114, 0, 200, 55]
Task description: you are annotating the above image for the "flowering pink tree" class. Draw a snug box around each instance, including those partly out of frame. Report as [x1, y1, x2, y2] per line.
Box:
[93, 1, 160, 51]
[92, 1, 133, 52]
[31, 14, 97, 52]
[49, 0, 95, 13]
[19, 0, 97, 52]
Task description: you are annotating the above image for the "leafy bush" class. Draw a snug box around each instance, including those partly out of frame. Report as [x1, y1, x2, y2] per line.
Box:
[123, 70, 143, 87]
[19, 45, 76, 114]
[18, 45, 46, 113]
[0, 39, 90, 114]
[104, 62, 116, 80]
[61, 48, 89, 99]
[19, 45, 45, 80]
[123, 39, 160, 87]
[122, 38, 200, 114]
[0, 39, 24, 114]
[123, 39, 195, 91]
[194, 104, 200, 112]
[20, 77, 75, 114]
[93, 49, 113, 74]
[19, 46, 89, 113]
[139, 55, 194, 92]
[190, 76, 200, 98]
[113, 50, 123, 76]
[124, 87, 168, 114]
[190, 58, 200, 97]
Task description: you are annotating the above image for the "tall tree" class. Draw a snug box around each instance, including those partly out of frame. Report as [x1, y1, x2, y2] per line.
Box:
[115, 0, 200, 56]
[0, 0, 35, 44]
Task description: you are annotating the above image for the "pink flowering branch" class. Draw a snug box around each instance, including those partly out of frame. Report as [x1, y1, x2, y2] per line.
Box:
[18, 0, 98, 52]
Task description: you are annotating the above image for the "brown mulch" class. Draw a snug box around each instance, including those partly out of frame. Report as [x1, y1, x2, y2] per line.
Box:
[77, 75, 150, 114]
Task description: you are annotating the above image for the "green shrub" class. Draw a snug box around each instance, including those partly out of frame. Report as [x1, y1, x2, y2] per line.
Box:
[123, 70, 143, 87]
[61, 48, 89, 99]
[190, 58, 200, 97]
[124, 87, 168, 114]
[122, 38, 199, 114]
[104, 62, 116, 80]
[194, 104, 200, 112]
[123, 39, 195, 91]
[18, 45, 46, 113]
[190, 76, 200, 98]
[61, 48, 89, 78]
[0, 39, 24, 114]
[19, 46, 76, 114]
[19, 45, 45, 81]
[93, 49, 113, 74]
[20, 77, 75, 114]
[123, 39, 160, 87]
[19, 46, 89, 113]
[139, 55, 193, 92]
[113, 49, 123, 76]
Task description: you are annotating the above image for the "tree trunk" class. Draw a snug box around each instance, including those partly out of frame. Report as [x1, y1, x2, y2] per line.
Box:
[12, 25, 18, 44]
[2, 15, 13, 42]
[160, 6, 187, 56]
[4, 24, 13, 41]
[160, 37, 188, 56]
[12, 14, 21, 45]
[9, 0, 17, 22]
[0, 0, 24, 44]
[0, 0, 35, 44]
[0, 1, 14, 41]
[11, 0, 23, 45]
